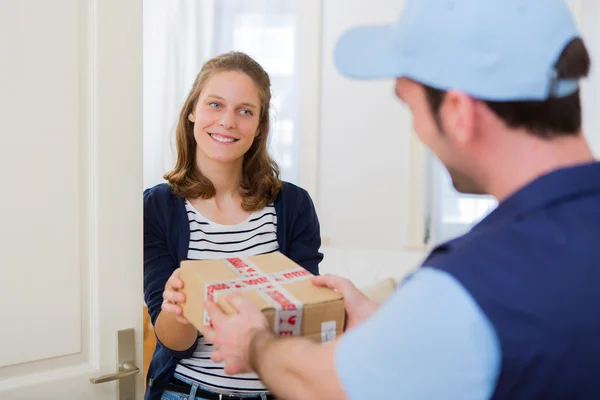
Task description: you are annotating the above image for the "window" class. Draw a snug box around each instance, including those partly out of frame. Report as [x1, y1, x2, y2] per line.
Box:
[212, 1, 301, 184]
[143, 0, 320, 195]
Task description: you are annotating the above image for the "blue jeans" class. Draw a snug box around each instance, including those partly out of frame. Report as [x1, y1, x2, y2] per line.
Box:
[161, 374, 271, 400]
[160, 382, 208, 400]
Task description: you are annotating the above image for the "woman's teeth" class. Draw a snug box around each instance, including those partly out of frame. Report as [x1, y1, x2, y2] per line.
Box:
[209, 133, 236, 143]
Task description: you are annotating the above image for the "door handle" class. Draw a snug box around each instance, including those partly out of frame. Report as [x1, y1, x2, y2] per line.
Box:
[89, 361, 140, 384]
[88, 328, 138, 400]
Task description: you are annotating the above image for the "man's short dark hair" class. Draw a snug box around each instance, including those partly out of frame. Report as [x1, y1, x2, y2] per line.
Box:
[423, 38, 591, 139]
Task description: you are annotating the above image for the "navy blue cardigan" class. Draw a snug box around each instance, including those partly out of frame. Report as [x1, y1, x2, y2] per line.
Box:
[143, 182, 323, 400]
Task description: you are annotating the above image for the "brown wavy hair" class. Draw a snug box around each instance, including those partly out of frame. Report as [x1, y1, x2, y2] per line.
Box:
[164, 51, 283, 211]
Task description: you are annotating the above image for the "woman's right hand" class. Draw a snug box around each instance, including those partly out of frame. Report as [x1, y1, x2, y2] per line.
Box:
[161, 268, 190, 324]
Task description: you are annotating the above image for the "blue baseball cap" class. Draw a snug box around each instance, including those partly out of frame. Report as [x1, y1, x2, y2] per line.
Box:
[334, 0, 582, 101]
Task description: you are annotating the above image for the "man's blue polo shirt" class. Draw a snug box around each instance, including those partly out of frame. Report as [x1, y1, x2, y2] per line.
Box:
[336, 161, 600, 399]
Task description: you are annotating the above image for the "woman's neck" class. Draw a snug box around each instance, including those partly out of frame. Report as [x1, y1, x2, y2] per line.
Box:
[196, 156, 243, 199]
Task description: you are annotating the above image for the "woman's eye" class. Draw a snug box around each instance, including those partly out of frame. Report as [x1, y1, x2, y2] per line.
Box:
[240, 109, 253, 116]
[209, 102, 221, 108]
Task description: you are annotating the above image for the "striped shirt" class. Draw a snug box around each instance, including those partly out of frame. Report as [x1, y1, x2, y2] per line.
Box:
[173, 200, 278, 395]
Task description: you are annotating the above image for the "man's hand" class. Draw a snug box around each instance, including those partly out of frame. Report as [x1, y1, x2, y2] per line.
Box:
[202, 294, 270, 375]
[312, 274, 378, 330]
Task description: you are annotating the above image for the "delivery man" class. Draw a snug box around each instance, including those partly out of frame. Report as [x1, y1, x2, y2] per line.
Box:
[199, 0, 600, 398]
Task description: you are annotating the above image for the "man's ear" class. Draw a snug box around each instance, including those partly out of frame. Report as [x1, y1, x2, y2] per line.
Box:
[442, 90, 476, 146]
[188, 113, 195, 123]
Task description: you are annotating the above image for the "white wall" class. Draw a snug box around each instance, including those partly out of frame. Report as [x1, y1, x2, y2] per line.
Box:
[580, 4, 600, 156]
[317, 0, 426, 287]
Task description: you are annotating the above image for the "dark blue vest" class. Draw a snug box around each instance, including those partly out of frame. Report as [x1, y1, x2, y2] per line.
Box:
[423, 161, 600, 399]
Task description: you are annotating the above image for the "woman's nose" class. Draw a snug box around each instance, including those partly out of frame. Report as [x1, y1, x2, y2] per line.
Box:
[220, 111, 236, 129]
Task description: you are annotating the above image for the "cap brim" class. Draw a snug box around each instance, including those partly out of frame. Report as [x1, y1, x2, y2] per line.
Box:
[334, 24, 402, 80]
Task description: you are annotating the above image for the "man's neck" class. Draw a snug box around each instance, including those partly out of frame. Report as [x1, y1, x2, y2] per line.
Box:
[485, 132, 595, 202]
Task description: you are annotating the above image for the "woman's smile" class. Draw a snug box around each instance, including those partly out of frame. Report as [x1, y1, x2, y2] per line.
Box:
[208, 132, 239, 144]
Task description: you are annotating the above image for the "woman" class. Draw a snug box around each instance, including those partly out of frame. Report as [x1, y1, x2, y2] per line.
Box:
[143, 51, 323, 400]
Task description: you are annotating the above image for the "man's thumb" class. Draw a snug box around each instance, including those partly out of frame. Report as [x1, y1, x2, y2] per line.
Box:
[312, 274, 341, 292]
[227, 294, 251, 313]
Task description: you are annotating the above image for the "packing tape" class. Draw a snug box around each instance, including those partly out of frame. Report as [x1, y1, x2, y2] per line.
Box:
[321, 320, 337, 343]
[203, 257, 312, 337]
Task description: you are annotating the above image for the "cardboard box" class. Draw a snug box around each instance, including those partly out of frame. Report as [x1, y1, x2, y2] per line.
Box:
[180, 252, 345, 343]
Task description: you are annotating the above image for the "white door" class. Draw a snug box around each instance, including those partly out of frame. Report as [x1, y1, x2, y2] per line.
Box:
[0, 0, 144, 399]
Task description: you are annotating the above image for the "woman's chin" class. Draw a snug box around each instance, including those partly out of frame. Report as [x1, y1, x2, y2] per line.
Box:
[203, 152, 244, 165]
